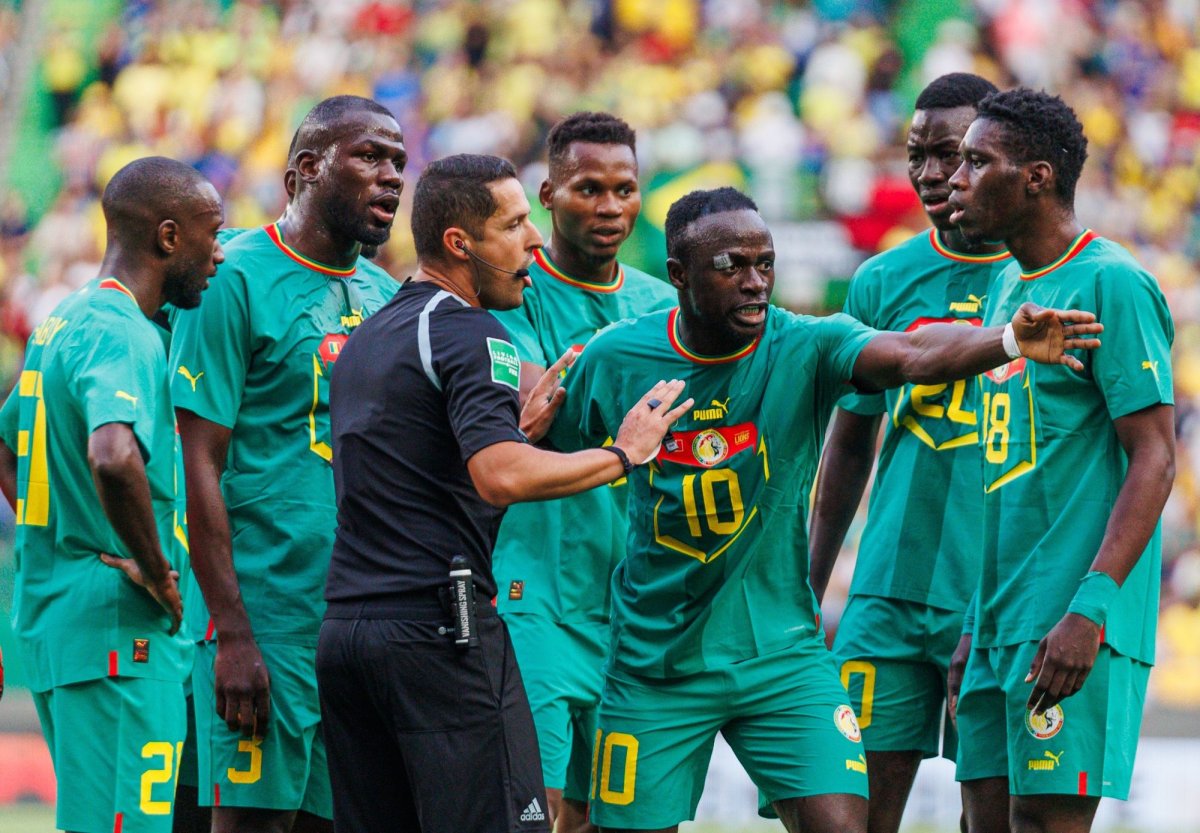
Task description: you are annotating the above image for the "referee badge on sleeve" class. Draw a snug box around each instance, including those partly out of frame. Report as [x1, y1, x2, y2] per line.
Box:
[487, 338, 521, 390]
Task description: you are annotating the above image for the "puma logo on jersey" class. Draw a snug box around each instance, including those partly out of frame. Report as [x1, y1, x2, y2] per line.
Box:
[692, 397, 731, 421]
[1142, 360, 1160, 382]
[949, 294, 986, 313]
[115, 391, 138, 406]
[341, 308, 364, 328]
[177, 366, 205, 391]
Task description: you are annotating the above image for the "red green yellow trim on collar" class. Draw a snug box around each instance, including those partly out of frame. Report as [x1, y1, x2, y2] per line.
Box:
[929, 229, 1010, 263]
[265, 223, 357, 277]
[533, 248, 623, 293]
[666, 307, 760, 364]
[98, 278, 137, 303]
[1020, 230, 1098, 280]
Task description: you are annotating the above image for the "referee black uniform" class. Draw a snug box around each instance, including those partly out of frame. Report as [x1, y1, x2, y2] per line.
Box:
[318, 279, 550, 833]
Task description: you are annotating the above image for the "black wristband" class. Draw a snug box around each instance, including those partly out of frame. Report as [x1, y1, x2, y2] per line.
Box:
[601, 444, 635, 475]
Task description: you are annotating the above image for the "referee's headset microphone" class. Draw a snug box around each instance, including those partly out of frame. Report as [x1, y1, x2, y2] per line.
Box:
[455, 239, 531, 279]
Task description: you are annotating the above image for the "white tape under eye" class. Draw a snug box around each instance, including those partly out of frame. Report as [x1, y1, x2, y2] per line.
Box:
[713, 252, 733, 270]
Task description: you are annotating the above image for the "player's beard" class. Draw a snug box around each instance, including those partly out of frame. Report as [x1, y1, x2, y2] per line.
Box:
[163, 269, 205, 310]
[325, 191, 393, 248]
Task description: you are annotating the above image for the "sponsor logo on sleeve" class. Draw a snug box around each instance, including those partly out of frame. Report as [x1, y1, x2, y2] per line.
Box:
[487, 337, 521, 390]
[115, 390, 138, 406]
[1141, 360, 1160, 382]
[177, 366, 205, 391]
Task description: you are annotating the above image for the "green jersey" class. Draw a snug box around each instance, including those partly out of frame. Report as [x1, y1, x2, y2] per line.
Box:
[169, 224, 399, 645]
[492, 248, 675, 622]
[551, 306, 877, 677]
[976, 231, 1173, 664]
[840, 229, 1011, 611]
[0, 277, 191, 691]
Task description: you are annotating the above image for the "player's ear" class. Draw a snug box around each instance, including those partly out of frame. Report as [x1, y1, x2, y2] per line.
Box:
[157, 219, 179, 256]
[294, 149, 322, 184]
[538, 178, 554, 211]
[1026, 160, 1053, 196]
[666, 257, 687, 290]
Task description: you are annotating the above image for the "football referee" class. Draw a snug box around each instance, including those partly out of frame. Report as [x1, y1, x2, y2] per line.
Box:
[316, 153, 692, 833]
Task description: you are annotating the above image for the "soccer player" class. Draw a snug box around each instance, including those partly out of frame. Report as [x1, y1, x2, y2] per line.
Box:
[807, 72, 1007, 833]
[548, 187, 1102, 833]
[169, 96, 404, 833]
[491, 111, 674, 832]
[945, 89, 1174, 833]
[0, 156, 224, 833]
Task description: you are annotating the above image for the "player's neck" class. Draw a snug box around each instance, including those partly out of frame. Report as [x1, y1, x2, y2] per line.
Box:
[544, 237, 619, 285]
[276, 211, 361, 271]
[96, 253, 163, 318]
[1005, 211, 1085, 274]
[676, 310, 756, 358]
[937, 227, 1005, 256]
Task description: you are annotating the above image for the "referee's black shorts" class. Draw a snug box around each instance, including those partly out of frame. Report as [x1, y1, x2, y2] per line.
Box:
[317, 600, 550, 833]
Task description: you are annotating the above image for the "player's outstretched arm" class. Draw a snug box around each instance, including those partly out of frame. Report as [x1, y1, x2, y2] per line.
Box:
[851, 302, 1102, 391]
[0, 440, 16, 510]
[178, 408, 271, 738]
[468, 379, 693, 507]
[808, 410, 881, 604]
[1025, 403, 1174, 714]
[88, 422, 183, 634]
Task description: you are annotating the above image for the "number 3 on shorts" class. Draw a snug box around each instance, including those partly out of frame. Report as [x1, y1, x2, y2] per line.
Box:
[590, 730, 639, 806]
[140, 741, 183, 814]
[840, 660, 876, 730]
[228, 736, 264, 784]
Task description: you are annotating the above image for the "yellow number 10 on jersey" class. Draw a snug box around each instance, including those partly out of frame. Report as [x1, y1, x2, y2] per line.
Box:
[15, 370, 50, 526]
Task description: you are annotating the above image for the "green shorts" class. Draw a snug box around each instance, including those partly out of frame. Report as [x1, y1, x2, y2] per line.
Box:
[832, 594, 964, 759]
[589, 634, 868, 830]
[34, 676, 186, 833]
[505, 613, 605, 802]
[193, 640, 331, 817]
[955, 641, 1149, 798]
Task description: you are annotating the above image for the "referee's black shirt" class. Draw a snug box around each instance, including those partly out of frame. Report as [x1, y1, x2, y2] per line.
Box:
[325, 280, 525, 603]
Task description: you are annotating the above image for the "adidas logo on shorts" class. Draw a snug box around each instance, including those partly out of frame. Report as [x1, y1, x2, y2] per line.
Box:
[520, 797, 546, 823]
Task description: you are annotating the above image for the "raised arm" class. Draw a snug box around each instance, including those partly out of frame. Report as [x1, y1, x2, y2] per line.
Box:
[852, 303, 1101, 391]
[468, 379, 693, 507]
[1024, 403, 1174, 713]
[88, 422, 182, 633]
[178, 408, 271, 738]
[808, 410, 881, 603]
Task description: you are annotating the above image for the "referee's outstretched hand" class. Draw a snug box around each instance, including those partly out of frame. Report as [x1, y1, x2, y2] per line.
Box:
[1011, 302, 1103, 371]
[520, 348, 578, 443]
[614, 379, 694, 465]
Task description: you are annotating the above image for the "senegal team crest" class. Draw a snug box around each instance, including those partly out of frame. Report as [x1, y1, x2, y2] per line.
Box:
[834, 705, 862, 742]
[692, 429, 729, 467]
[1025, 705, 1064, 740]
[985, 356, 1027, 384]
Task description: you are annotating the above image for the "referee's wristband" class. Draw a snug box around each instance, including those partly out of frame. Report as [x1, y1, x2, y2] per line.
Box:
[1066, 570, 1120, 627]
[601, 445, 635, 476]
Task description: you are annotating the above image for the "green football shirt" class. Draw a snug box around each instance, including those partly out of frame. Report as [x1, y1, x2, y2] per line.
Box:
[840, 229, 1011, 611]
[169, 224, 399, 645]
[976, 231, 1173, 664]
[550, 306, 877, 677]
[0, 277, 191, 691]
[492, 248, 675, 621]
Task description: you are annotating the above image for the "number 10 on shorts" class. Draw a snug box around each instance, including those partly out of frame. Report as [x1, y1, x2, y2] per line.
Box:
[590, 731, 639, 805]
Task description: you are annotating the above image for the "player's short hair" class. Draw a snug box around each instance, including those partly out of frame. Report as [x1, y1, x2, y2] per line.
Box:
[914, 73, 999, 111]
[411, 154, 518, 261]
[287, 95, 397, 165]
[976, 88, 1088, 204]
[547, 112, 636, 175]
[101, 156, 210, 243]
[665, 187, 759, 263]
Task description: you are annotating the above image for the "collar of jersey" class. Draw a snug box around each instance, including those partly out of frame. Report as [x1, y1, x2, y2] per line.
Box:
[667, 307, 760, 364]
[98, 277, 138, 304]
[264, 223, 357, 277]
[534, 248, 623, 293]
[929, 229, 1010, 263]
[1020, 229, 1097, 280]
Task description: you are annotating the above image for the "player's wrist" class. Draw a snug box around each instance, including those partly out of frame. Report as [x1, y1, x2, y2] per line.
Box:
[1002, 322, 1023, 359]
[1066, 570, 1119, 627]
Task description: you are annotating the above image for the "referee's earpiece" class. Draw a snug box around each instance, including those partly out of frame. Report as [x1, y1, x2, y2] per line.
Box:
[455, 240, 466, 250]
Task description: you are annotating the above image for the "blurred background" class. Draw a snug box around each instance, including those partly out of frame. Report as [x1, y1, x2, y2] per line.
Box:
[0, 0, 1197, 830]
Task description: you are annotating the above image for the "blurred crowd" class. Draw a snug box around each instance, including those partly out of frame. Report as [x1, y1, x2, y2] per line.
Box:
[0, 0, 1197, 705]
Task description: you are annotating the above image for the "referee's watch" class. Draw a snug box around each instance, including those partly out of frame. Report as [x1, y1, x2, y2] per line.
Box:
[601, 445, 635, 476]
